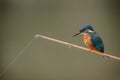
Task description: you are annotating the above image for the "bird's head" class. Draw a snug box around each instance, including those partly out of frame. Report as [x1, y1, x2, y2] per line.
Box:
[73, 24, 94, 37]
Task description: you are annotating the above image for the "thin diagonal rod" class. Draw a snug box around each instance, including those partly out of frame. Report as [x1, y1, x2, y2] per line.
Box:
[0, 37, 35, 77]
[35, 34, 120, 61]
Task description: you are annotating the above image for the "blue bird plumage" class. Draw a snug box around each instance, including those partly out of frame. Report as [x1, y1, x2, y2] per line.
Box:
[83, 30, 104, 53]
[80, 24, 94, 32]
[91, 33, 104, 53]
[73, 24, 94, 37]
[73, 24, 104, 53]
[73, 24, 109, 59]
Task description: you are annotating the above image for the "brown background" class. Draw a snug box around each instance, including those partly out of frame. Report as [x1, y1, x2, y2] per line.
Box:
[0, 0, 120, 80]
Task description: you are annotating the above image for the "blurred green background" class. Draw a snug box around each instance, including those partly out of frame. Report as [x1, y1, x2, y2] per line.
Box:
[0, 0, 120, 80]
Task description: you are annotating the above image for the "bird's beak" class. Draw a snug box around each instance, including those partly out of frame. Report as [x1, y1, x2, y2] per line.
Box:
[72, 32, 81, 37]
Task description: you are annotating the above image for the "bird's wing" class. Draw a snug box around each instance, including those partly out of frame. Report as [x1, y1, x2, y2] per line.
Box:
[90, 33, 104, 52]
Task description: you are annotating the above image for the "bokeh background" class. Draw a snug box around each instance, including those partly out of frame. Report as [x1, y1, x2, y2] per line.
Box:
[0, 0, 120, 80]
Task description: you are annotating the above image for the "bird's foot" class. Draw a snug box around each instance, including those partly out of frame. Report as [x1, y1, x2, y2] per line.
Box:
[88, 49, 95, 53]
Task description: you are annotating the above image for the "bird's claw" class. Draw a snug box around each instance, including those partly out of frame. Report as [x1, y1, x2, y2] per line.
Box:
[88, 49, 95, 53]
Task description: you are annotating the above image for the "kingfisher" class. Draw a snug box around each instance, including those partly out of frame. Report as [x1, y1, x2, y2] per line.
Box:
[73, 24, 105, 54]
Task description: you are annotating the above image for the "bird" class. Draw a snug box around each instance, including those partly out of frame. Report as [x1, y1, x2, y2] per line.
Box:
[73, 24, 107, 58]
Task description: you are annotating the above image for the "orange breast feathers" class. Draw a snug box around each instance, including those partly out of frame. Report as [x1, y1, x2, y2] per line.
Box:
[83, 34, 97, 50]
